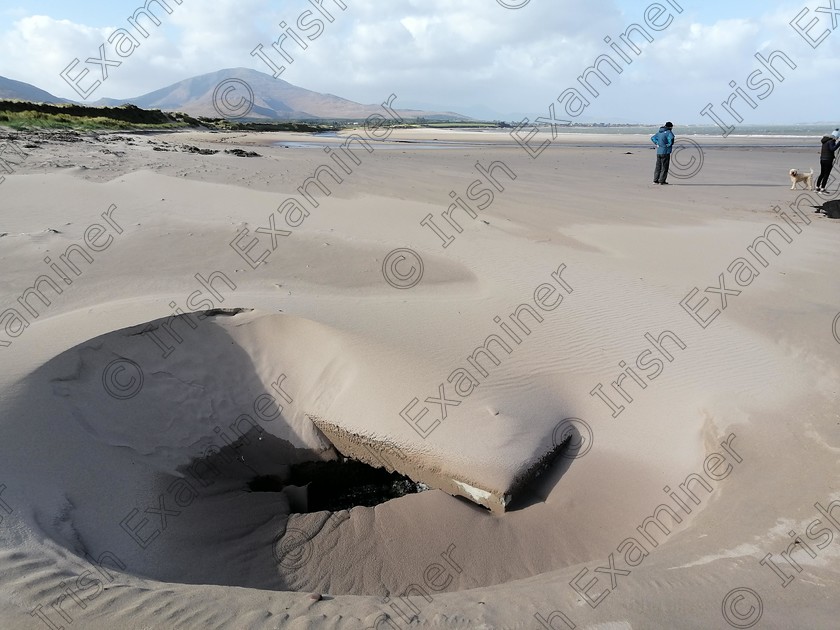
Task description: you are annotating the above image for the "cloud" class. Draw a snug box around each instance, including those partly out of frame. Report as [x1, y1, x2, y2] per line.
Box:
[0, 15, 108, 94]
[278, 0, 627, 111]
[0, 0, 838, 122]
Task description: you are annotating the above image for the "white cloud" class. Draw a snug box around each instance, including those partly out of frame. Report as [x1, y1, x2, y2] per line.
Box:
[0, 0, 838, 122]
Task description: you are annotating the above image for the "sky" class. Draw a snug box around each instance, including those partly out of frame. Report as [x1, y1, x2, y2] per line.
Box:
[0, 0, 838, 124]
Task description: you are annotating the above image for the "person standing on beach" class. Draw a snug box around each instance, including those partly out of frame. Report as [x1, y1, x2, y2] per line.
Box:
[651, 122, 675, 185]
[816, 133, 839, 193]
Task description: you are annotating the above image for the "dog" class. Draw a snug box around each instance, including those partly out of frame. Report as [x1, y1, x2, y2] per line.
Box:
[789, 168, 813, 190]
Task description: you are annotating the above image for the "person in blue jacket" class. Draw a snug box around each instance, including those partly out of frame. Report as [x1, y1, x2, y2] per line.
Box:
[650, 121, 675, 185]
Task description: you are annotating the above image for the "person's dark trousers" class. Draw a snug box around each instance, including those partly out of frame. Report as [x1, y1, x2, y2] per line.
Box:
[654, 154, 671, 183]
[816, 159, 833, 190]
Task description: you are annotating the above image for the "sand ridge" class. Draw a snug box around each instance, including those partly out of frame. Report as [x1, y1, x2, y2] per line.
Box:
[0, 130, 839, 628]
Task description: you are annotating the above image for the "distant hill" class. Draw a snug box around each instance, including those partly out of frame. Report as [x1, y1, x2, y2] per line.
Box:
[0, 75, 68, 104]
[94, 67, 470, 121]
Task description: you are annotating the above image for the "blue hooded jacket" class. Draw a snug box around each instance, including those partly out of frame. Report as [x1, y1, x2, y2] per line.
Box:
[651, 126, 675, 155]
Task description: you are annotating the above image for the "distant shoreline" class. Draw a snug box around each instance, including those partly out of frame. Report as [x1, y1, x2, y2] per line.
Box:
[0, 126, 828, 154]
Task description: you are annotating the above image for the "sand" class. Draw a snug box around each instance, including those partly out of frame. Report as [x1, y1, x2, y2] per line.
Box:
[0, 127, 839, 629]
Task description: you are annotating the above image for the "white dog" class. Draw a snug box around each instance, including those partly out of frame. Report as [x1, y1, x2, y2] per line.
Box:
[789, 168, 813, 190]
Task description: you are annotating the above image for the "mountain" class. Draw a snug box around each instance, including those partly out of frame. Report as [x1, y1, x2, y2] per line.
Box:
[0, 75, 68, 104]
[94, 68, 470, 121]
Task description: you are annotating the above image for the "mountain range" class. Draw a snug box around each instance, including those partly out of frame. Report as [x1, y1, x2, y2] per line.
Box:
[0, 75, 68, 105]
[0, 68, 469, 121]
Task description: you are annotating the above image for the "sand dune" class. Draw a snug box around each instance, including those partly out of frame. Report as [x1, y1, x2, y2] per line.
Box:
[1, 130, 839, 629]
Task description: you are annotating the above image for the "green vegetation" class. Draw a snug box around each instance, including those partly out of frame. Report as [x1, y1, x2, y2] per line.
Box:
[0, 99, 503, 132]
[0, 100, 348, 132]
[0, 101, 188, 130]
[0, 111, 189, 130]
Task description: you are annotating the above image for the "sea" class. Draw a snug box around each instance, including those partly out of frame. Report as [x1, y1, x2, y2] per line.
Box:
[550, 124, 836, 137]
[271, 125, 835, 151]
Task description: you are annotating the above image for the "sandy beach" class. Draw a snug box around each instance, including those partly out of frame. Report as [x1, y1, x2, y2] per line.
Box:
[1, 127, 839, 629]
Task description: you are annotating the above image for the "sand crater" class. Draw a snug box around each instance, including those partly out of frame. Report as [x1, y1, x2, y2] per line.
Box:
[15, 309, 588, 597]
